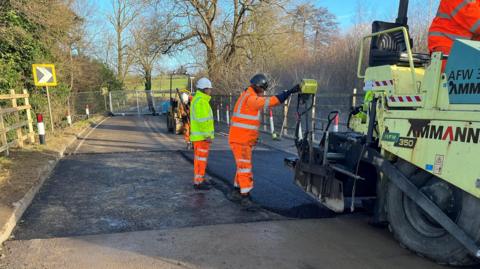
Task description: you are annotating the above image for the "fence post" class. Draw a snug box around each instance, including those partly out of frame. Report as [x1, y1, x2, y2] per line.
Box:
[333, 113, 339, 132]
[23, 89, 34, 143]
[10, 90, 23, 147]
[262, 110, 267, 132]
[66, 96, 72, 126]
[37, 114, 46, 145]
[135, 90, 140, 115]
[269, 108, 275, 134]
[0, 107, 8, 156]
[226, 104, 230, 125]
[150, 91, 156, 114]
[281, 97, 290, 137]
[311, 95, 317, 141]
[229, 93, 232, 124]
[103, 94, 108, 112]
[352, 88, 358, 108]
[109, 92, 113, 114]
[220, 96, 223, 122]
[85, 104, 90, 119]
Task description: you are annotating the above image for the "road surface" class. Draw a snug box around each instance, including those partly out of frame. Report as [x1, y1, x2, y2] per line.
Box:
[0, 116, 445, 269]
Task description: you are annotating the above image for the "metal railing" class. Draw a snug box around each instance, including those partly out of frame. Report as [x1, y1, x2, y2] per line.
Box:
[357, 26, 417, 90]
[211, 89, 364, 140]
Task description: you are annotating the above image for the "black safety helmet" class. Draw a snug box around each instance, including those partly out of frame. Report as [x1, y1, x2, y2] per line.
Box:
[250, 73, 269, 90]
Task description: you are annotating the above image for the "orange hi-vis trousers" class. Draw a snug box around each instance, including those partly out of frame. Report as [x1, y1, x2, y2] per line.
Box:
[230, 143, 253, 194]
[183, 122, 190, 143]
[193, 140, 210, 184]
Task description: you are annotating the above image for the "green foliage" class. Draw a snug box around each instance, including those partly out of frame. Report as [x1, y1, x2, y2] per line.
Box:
[29, 84, 72, 130]
[97, 60, 123, 92]
[0, 59, 21, 91]
[0, 1, 121, 134]
[0, 6, 48, 91]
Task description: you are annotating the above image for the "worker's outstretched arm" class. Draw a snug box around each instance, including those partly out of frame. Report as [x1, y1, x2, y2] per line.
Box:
[245, 85, 300, 111]
[245, 95, 280, 111]
[450, 2, 480, 35]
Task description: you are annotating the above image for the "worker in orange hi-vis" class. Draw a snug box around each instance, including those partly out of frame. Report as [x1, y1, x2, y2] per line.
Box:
[428, 0, 480, 70]
[179, 91, 192, 149]
[190, 78, 215, 190]
[228, 74, 300, 210]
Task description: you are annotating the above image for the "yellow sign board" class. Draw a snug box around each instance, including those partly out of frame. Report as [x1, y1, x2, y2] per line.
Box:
[101, 87, 108, 95]
[32, 64, 57, 87]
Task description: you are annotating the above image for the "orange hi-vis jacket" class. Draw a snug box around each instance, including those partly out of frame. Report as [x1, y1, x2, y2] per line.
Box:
[429, 0, 480, 54]
[229, 87, 280, 145]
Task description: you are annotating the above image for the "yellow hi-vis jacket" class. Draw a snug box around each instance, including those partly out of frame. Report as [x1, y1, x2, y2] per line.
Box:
[190, 90, 214, 142]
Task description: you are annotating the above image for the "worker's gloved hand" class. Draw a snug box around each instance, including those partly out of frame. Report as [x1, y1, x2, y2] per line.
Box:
[288, 84, 301, 94]
[275, 84, 300, 103]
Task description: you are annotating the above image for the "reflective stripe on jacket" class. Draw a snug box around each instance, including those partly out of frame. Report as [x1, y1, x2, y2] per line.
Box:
[228, 87, 280, 145]
[428, 0, 480, 53]
[190, 90, 214, 142]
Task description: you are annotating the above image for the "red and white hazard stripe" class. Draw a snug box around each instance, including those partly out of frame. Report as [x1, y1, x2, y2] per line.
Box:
[388, 95, 422, 103]
[374, 80, 394, 87]
[364, 80, 394, 90]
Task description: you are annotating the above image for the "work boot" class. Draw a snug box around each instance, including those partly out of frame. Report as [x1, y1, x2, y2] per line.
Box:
[240, 194, 260, 211]
[193, 181, 212, 190]
[203, 177, 216, 186]
[227, 188, 242, 202]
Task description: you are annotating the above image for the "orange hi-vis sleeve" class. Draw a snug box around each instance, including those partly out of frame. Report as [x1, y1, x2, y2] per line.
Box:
[228, 87, 280, 145]
[429, 0, 480, 53]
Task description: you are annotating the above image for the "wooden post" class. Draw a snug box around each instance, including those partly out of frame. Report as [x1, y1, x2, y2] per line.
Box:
[23, 89, 35, 143]
[10, 89, 23, 147]
[0, 107, 8, 156]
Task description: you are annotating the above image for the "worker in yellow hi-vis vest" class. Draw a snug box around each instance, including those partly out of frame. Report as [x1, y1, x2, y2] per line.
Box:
[190, 78, 215, 190]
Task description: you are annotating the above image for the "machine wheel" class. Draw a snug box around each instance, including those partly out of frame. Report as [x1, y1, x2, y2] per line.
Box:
[386, 159, 480, 266]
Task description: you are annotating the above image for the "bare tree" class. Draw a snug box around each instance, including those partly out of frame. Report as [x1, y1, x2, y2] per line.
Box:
[176, 0, 264, 81]
[108, 0, 144, 82]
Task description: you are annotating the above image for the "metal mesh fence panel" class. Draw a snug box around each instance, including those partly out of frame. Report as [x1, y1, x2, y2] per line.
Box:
[211, 90, 364, 140]
[109, 90, 171, 116]
[70, 91, 107, 121]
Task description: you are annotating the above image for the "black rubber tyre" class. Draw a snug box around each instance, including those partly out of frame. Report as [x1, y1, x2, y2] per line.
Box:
[386, 159, 480, 266]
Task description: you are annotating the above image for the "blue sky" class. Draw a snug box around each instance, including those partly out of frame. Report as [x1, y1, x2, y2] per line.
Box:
[319, 0, 398, 29]
[89, 0, 437, 72]
[93, 0, 402, 30]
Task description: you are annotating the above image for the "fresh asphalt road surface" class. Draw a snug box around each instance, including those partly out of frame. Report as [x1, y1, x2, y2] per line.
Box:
[12, 116, 282, 239]
[1, 116, 445, 269]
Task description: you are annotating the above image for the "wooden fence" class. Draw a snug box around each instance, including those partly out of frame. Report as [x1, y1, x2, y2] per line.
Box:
[0, 89, 34, 156]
